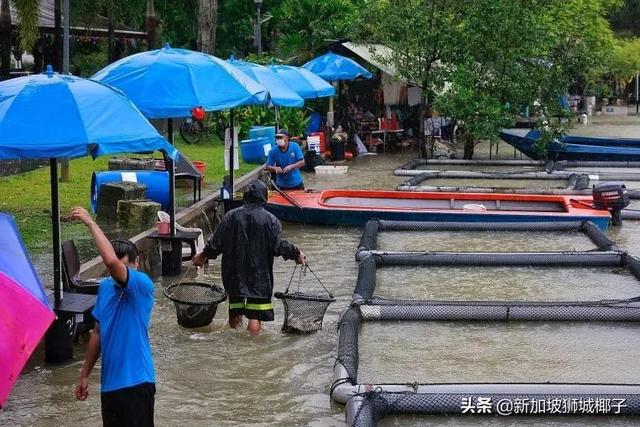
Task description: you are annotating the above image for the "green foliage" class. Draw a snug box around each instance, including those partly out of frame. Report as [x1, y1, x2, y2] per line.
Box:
[273, 0, 357, 64]
[11, 0, 39, 52]
[277, 107, 310, 138]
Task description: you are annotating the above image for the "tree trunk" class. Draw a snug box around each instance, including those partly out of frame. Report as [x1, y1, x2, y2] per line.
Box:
[54, 0, 62, 71]
[145, 0, 158, 50]
[463, 132, 475, 160]
[0, 0, 10, 80]
[197, 0, 217, 54]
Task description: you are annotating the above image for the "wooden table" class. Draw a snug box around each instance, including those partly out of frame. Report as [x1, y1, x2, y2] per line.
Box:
[369, 129, 405, 153]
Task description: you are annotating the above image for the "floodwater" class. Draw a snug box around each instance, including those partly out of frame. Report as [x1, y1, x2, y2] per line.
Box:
[4, 118, 640, 426]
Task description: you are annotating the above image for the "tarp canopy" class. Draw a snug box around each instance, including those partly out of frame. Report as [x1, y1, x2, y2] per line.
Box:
[228, 58, 304, 108]
[92, 44, 269, 118]
[303, 52, 372, 81]
[0, 66, 177, 160]
[341, 42, 399, 79]
[269, 65, 336, 100]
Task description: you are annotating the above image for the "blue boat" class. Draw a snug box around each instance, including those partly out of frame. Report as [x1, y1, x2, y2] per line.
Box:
[266, 189, 612, 230]
[499, 129, 640, 161]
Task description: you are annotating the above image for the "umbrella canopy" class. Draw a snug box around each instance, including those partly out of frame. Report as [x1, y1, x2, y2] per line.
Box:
[228, 58, 304, 108]
[0, 212, 55, 406]
[0, 66, 177, 160]
[0, 66, 178, 310]
[302, 52, 373, 81]
[92, 44, 269, 118]
[269, 65, 336, 99]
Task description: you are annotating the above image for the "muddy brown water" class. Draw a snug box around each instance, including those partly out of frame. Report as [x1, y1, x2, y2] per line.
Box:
[4, 119, 640, 426]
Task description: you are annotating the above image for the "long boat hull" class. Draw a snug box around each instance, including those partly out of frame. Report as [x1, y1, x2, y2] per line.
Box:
[266, 189, 611, 230]
[500, 129, 640, 161]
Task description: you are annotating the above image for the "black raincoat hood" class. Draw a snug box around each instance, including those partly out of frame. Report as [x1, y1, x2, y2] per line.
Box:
[243, 180, 268, 206]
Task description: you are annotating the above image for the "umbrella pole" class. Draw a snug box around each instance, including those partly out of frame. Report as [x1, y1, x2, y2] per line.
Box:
[274, 106, 279, 131]
[167, 118, 176, 236]
[229, 109, 235, 198]
[50, 158, 62, 307]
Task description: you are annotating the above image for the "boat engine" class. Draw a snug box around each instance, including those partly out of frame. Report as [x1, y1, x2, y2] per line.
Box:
[592, 182, 629, 226]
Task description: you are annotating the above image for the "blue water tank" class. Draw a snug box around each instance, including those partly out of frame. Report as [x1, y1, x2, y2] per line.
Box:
[240, 137, 274, 164]
[91, 170, 170, 212]
[307, 112, 322, 134]
[248, 126, 276, 143]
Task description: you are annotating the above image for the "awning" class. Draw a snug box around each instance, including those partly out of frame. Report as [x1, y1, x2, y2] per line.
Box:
[341, 43, 400, 80]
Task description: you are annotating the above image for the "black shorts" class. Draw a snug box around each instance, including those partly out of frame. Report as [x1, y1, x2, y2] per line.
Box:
[101, 382, 155, 427]
[228, 296, 274, 321]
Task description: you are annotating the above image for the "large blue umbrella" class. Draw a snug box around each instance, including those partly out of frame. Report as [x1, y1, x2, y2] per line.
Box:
[269, 64, 336, 99]
[92, 43, 269, 119]
[0, 66, 177, 159]
[93, 44, 269, 237]
[302, 52, 372, 81]
[0, 66, 176, 314]
[228, 58, 304, 108]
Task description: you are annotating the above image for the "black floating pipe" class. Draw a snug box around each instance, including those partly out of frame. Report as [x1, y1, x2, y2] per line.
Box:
[357, 220, 381, 257]
[50, 158, 62, 307]
[580, 221, 617, 251]
[354, 256, 377, 301]
[375, 220, 585, 232]
[335, 305, 362, 387]
[371, 251, 624, 267]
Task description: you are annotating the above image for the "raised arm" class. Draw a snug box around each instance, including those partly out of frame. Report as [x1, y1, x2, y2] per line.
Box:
[69, 207, 128, 284]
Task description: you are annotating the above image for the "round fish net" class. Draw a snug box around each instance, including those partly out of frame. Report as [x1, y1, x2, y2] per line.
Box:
[164, 282, 227, 328]
[274, 265, 335, 334]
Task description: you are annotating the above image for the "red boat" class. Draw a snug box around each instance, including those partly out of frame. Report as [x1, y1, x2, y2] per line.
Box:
[265, 189, 612, 230]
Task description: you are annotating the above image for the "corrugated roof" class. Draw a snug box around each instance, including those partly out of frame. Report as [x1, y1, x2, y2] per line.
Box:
[9, 0, 146, 37]
[342, 42, 398, 77]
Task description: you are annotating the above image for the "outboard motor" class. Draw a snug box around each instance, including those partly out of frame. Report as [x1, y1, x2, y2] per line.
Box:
[592, 182, 629, 226]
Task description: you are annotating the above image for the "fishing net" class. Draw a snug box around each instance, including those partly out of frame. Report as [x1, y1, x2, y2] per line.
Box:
[164, 282, 227, 328]
[274, 265, 335, 334]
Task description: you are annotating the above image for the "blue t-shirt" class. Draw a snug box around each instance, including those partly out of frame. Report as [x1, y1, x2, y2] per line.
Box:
[267, 142, 304, 188]
[92, 268, 155, 392]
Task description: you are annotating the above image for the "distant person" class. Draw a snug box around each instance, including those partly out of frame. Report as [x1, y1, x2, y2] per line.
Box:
[192, 180, 307, 335]
[71, 207, 155, 427]
[265, 130, 305, 190]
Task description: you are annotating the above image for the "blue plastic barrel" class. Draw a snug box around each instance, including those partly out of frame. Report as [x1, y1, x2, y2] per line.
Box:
[240, 137, 273, 164]
[248, 126, 276, 143]
[307, 112, 322, 134]
[91, 170, 170, 213]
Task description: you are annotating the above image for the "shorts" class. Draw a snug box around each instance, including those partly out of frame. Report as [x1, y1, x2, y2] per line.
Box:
[228, 296, 274, 321]
[101, 382, 155, 427]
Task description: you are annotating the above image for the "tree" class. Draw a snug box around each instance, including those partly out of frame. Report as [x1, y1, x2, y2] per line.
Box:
[274, 0, 357, 63]
[197, 0, 217, 54]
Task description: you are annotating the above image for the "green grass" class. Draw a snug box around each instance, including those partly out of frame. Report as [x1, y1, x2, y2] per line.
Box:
[0, 133, 256, 254]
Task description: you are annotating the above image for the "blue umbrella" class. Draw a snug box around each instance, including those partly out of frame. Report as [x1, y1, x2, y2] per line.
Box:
[0, 65, 176, 314]
[228, 58, 304, 108]
[92, 43, 269, 119]
[269, 64, 336, 99]
[0, 66, 177, 159]
[302, 52, 373, 81]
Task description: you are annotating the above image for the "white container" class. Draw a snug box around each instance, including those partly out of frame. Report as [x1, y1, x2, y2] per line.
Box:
[314, 165, 348, 175]
[307, 135, 321, 153]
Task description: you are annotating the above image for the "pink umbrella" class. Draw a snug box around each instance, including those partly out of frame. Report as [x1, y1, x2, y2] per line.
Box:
[0, 212, 55, 407]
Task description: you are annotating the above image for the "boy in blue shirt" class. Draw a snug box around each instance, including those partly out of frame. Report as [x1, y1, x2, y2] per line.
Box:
[266, 130, 306, 190]
[71, 207, 156, 427]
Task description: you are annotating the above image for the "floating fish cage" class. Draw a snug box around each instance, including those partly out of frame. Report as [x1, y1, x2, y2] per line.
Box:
[333, 220, 640, 426]
[164, 282, 227, 328]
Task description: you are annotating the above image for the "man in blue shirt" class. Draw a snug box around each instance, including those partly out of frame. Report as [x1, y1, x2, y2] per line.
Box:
[266, 130, 305, 190]
[71, 207, 156, 427]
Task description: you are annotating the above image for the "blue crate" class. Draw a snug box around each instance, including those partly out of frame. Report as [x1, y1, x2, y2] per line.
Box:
[240, 137, 274, 164]
[248, 126, 276, 143]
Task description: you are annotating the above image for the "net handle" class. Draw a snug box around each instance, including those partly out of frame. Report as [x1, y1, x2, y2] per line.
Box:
[284, 264, 333, 299]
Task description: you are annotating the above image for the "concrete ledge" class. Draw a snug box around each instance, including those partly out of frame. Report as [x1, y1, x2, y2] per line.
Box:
[79, 164, 266, 279]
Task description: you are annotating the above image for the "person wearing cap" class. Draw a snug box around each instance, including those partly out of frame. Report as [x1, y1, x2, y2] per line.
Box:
[265, 130, 306, 190]
[192, 180, 307, 335]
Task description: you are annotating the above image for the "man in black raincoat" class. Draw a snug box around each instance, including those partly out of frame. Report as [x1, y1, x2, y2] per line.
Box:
[193, 180, 306, 334]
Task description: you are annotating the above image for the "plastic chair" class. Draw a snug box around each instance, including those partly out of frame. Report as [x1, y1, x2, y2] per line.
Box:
[157, 211, 205, 260]
[61, 240, 105, 295]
